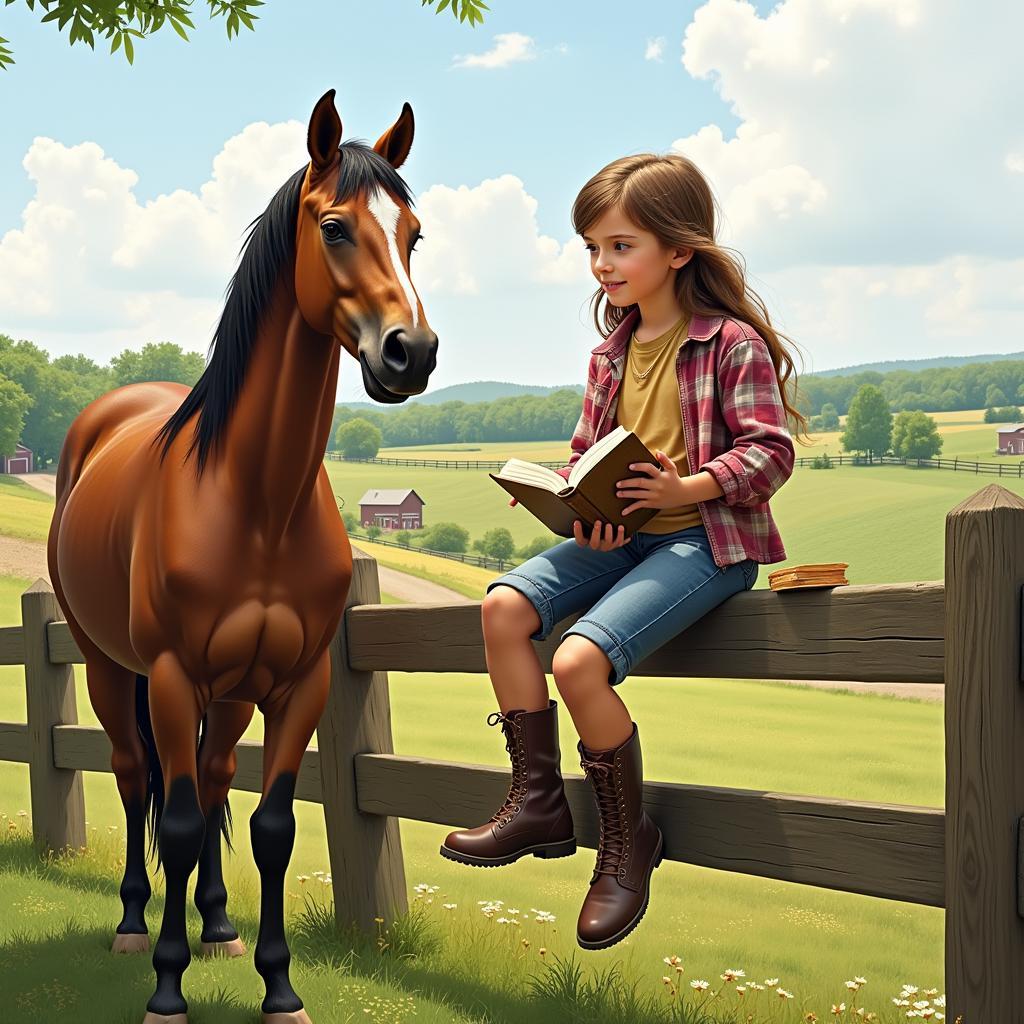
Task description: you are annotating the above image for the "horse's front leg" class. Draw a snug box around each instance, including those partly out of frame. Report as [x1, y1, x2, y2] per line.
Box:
[195, 699, 255, 957]
[143, 651, 206, 1024]
[251, 653, 330, 1024]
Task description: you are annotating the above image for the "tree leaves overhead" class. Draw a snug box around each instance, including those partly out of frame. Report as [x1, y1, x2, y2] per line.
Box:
[421, 0, 488, 25]
[1, 0, 490, 70]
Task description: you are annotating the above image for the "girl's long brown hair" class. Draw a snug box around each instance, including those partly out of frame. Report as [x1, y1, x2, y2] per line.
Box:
[572, 152, 810, 445]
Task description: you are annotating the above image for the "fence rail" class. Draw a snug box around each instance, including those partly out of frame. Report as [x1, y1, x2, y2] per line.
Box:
[1, 483, 1022, 1018]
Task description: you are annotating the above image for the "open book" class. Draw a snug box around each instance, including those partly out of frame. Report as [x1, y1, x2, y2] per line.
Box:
[489, 425, 663, 538]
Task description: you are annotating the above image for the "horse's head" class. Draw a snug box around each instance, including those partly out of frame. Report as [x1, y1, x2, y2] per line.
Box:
[295, 90, 438, 404]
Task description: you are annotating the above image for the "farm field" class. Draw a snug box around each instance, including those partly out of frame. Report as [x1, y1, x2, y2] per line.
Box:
[0, 412, 992, 1019]
[377, 406, 1024, 465]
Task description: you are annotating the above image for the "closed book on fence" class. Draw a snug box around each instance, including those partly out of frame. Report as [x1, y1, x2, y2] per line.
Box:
[490, 425, 663, 538]
[767, 562, 849, 591]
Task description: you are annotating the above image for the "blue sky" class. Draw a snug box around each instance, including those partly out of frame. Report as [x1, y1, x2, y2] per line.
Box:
[0, 0, 745, 239]
[1, 0, 1020, 404]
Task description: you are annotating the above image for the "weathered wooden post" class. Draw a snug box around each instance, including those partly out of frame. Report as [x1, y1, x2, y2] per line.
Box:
[945, 484, 1024, 1021]
[319, 545, 408, 932]
[21, 577, 86, 855]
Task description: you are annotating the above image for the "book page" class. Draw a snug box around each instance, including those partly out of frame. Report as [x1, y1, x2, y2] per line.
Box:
[568, 424, 629, 488]
[493, 457, 568, 493]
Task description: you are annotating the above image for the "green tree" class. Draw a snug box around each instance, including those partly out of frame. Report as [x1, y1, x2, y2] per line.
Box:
[394, 529, 412, 548]
[985, 384, 1008, 407]
[0, 0, 489, 70]
[110, 342, 205, 386]
[840, 384, 892, 461]
[336, 417, 382, 459]
[891, 410, 943, 461]
[517, 535, 556, 560]
[366, 524, 382, 541]
[422, 521, 469, 553]
[818, 402, 840, 431]
[0, 374, 33, 458]
[341, 511, 358, 533]
[0, 336, 97, 467]
[479, 526, 515, 560]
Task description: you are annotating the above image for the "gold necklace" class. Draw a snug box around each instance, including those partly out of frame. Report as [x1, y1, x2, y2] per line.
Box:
[629, 323, 684, 385]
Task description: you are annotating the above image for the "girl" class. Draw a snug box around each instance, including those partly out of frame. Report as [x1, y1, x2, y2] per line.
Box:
[440, 153, 809, 952]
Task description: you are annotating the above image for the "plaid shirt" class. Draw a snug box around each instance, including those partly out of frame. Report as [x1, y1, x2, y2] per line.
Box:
[555, 307, 794, 568]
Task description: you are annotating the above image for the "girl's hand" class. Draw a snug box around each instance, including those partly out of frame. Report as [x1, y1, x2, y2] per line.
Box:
[616, 451, 691, 515]
[573, 518, 632, 550]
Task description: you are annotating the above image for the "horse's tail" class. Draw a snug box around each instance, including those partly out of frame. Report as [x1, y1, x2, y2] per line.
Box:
[134, 673, 165, 866]
[134, 674, 234, 867]
[197, 709, 235, 855]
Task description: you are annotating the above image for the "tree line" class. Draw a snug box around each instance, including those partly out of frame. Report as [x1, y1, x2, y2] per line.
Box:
[0, 331, 1017, 467]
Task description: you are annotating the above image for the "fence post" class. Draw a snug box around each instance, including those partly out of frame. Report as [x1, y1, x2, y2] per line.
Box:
[319, 545, 408, 933]
[945, 484, 1024, 1021]
[21, 578, 85, 856]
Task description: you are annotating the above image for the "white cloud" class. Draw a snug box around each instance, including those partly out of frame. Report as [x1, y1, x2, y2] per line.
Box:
[1006, 152, 1024, 175]
[451, 32, 537, 69]
[414, 174, 590, 295]
[673, 0, 1023, 271]
[0, 122, 313, 364]
[645, 36, 666, 61]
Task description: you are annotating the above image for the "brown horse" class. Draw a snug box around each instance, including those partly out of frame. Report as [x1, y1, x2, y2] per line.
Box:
[46, 90, 437, 1024]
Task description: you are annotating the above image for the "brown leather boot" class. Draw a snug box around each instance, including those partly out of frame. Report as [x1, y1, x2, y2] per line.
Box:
[440, 699, 576, 867]
[576, 722, 664, 950]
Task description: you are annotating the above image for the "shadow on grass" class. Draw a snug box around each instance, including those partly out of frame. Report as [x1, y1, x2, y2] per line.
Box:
[0, 919, 256, 1024]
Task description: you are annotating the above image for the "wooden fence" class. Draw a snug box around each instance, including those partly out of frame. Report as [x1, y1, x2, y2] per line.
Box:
[2, 483, 1023, 1019]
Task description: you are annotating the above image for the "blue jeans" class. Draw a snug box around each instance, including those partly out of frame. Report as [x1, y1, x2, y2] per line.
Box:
[486, 524, 758, 687]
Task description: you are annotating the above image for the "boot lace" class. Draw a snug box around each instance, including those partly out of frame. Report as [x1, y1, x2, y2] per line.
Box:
[487, 711, 528, 828]
[580, 753, 627, 878]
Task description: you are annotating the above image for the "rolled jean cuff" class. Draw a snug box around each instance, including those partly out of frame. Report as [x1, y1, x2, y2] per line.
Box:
[560, 618, 630, 687]
[486, 572, 554, 640]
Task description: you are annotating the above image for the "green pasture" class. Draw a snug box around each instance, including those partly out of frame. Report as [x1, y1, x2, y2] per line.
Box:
[335, 444, 1017, 586]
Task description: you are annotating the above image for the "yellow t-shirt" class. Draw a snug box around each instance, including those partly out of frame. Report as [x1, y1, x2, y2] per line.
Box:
[615, 315, 704, 534]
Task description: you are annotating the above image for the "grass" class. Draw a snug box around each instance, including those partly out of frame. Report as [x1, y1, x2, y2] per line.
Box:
[0, 818, 946, 1023]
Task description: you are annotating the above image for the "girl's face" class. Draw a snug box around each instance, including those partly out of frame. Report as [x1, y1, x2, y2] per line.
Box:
[582, 205, 691, 308]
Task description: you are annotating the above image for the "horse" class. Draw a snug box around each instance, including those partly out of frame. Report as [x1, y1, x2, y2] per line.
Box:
[46, 89, 437, 1024]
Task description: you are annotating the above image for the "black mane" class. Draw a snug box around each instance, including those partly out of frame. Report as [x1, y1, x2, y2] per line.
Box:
[152, 139, 414, 477]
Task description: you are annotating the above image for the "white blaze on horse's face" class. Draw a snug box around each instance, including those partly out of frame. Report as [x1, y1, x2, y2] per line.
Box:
[366, 187, 420, 329]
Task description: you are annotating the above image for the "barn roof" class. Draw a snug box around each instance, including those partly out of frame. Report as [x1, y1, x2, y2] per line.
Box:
[358, 488, 426, 507]
[997, 424, 1024, 431]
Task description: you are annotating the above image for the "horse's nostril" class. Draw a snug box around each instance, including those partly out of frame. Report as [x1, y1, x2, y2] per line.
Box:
[381, 328, 409, 373]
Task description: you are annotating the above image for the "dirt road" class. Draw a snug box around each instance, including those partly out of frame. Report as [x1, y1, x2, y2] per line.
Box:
[11, 472, 941, 702]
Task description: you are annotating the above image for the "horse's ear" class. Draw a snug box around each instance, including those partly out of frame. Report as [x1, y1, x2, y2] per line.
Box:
[372, 102, 415, 169]
[307, 89, 343, 177]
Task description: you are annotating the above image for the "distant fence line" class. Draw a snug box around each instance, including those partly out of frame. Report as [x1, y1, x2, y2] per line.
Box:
[327, 450, 1024, 477]
[325, 452, 564, 471]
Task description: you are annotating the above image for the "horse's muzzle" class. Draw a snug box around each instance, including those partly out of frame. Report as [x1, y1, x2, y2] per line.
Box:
[359, 326, 438, 403]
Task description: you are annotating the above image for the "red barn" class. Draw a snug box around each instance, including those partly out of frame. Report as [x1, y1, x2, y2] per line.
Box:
[0, 444, 34, 473]
[996, 425, 1024, 454]
[358, 488, 425, 530]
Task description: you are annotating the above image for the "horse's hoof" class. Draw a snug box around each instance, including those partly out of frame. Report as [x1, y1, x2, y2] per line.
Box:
[263, 1011, 312, 1024]
[200, 936, 247, 958]
[142, 1014, 187, 1024]
[112, 932, 150, 953]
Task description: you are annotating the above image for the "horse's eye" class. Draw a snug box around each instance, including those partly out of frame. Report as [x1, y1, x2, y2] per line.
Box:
[321, 220, 350, 245]
[411, 232, 424, 253]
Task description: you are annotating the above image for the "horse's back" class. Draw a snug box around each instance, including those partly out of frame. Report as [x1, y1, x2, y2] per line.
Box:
[55, 382, 191, 505]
